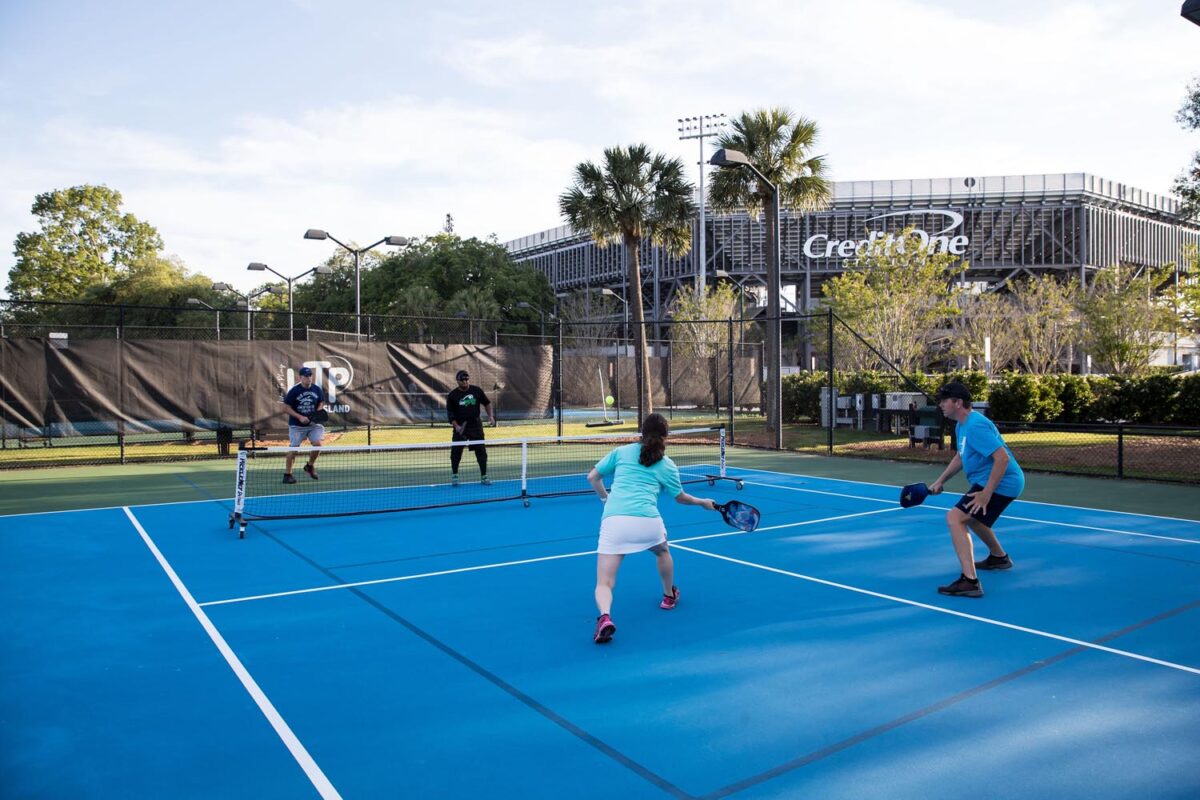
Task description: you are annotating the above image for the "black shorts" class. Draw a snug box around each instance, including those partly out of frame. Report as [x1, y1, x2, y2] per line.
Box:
[954, 484, 1017, 527]
[452, 426, 486, 451]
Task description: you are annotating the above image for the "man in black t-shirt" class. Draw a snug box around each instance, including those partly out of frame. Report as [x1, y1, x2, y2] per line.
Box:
[446, 369, 495, 486]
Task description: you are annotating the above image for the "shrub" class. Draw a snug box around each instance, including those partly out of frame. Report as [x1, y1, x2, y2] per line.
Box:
[1121, 373, 1180, 423]
[988, 373, 1063, 422]
[1043, 374, 1094, 422]
[1171, 374, 1200, 425]
[782, 372, 827, 422]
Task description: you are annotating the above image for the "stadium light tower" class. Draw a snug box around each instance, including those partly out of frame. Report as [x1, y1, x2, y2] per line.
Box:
[247, 262, 333, 341]
[303, 229, 409, 337]
[212, 282, 283, 340]
[186, 297, 220, 340]
[710, 147, 782, 450]
[678, 114, 726, 299]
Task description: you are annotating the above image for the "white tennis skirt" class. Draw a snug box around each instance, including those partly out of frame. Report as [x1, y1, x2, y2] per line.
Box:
[598, 515, 668, 555]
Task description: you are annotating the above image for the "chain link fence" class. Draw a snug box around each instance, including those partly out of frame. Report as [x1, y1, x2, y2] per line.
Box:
[3, 299, 1197, 483]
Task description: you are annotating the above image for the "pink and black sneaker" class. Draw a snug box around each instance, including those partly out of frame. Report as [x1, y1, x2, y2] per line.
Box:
[660, 585, 680, 610]
[593, 614, 616, 643]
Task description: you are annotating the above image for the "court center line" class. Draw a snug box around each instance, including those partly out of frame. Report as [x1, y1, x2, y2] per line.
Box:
[122, 507, 342, 800]
[199, 506, 903, 608]
[670, 543, 1200, 677]
[738, 478, 1200, 545]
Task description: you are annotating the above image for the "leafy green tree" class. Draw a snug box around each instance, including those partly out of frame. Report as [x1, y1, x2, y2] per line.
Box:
[1165, 244, 1200, 338]
[385, 285, 443, 341]
[1175, 77, 1200, 221]
[357, 234, 553, 319]
[8, 185, 162, 300]
[821, 228, 966, 373]
[1008, 275, 1079, 374]
[76, 253, 212, 309]
[947, 290, 1022, 372]
[560, 144, 696, 416]
[668, 282, 741, 358]
[1079, 264, 1175, 376]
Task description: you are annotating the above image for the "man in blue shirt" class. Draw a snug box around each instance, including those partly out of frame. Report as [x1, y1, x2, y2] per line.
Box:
[282, 366, 325, 484]
[928, 381, 1025, 598]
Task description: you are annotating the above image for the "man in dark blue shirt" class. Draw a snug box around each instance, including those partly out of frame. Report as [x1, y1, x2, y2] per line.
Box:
[446, 369, 494, 486]
[282, 366, 325, 484]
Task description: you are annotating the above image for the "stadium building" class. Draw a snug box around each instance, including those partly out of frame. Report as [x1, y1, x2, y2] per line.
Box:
[505, 172, 1200, 366]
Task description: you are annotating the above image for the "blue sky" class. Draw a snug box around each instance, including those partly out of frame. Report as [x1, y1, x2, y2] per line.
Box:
[1, 0, 1196, 295]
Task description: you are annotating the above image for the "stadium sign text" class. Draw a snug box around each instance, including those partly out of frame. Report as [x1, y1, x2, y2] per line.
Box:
[283, 357, 356, 413]
[803, 209, 970, 259]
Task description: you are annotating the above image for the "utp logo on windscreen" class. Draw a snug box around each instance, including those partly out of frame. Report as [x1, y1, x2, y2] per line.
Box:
[282, 357, 355, 413]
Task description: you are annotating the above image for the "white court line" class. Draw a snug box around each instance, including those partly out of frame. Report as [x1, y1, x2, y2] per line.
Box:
[726, 464, 1200, 524]
[122, 507, 341, 800]
[670, 542, 1200, 677]
[199, 549, 597, 607]
[737, 478, 1200, 545]
[200, 506, 903, 608]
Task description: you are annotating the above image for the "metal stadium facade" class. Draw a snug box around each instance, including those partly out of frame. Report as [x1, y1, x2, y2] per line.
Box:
[504, 173, 1200, 318]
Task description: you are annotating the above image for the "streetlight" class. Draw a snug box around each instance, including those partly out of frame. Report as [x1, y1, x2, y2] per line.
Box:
[247, 262, 333, 341]
[678, 114, 726, 299]
[515, 301, 552, 338]
[212, 282, 283, 340]
[710, 147, 782, 449]
[304, 229, 409, 338]
[186, 297, 221, 341]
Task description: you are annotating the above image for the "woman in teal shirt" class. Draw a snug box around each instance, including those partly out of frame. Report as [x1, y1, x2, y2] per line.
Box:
[586, 413, 716, 644]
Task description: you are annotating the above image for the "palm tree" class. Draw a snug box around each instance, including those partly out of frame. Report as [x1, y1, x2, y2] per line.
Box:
[709, 107, 830, 219]
[560, 144, 696, 418]
[708, 107, 830, 436]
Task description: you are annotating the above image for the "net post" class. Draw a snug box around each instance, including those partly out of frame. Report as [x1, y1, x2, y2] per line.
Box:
[520, 440, 529, 501]
[232, 446, 248, 538]
[719, 425, 727, 478]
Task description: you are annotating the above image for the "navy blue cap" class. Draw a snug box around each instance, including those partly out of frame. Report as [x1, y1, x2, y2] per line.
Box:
[455, 370, 469, 381]
[298, 367, 313, 376]
[899, 482, 929, 508]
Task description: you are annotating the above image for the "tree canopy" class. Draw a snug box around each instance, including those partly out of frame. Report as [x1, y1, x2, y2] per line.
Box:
[8, 185, 163, 301]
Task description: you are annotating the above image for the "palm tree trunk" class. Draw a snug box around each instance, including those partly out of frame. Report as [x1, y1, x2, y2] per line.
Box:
[625, 236, 654, 419]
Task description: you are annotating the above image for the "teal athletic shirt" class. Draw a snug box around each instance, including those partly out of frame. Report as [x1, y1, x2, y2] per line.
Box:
[956, 411, 1025, 497]
[594, 442, 684, 519]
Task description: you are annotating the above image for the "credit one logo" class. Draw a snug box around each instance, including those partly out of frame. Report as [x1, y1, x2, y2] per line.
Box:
[803, 209, 969, 259]
[285, 357, 355, 413]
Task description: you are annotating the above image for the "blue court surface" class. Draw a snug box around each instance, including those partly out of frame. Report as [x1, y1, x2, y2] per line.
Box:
[3, 463, 1199, 799]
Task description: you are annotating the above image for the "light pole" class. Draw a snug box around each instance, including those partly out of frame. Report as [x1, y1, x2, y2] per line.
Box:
[186, 297, 221, 341]
[303, 229, 409, 338]
[247, 262, 333, 341]
[710, 147, 782, 449]
[679, 114, 726, 299]
[515, 301, 551, 339]
[599, 287, 629, 337]
[212, 282, 283, 340]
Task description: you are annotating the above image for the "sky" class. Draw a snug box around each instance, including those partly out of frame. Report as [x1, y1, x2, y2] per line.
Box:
[0, 0, 1197, 297]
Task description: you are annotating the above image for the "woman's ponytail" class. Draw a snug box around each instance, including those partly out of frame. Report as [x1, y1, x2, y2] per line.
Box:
[639, 412, 669, 466]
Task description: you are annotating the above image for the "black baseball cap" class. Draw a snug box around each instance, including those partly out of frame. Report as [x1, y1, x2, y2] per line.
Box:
[935, 381, 971, 403]
[298, 367, 314, 377]
[455, 370, 469, 381]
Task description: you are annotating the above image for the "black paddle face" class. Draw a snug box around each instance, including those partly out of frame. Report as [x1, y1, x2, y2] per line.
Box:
[308, 409, 329, 424]
[717, 500, 761, 532]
